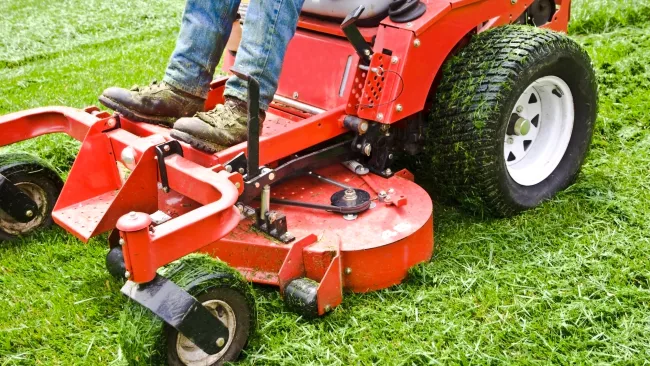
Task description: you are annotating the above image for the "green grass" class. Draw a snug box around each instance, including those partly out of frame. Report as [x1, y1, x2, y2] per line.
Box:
[1, 0, 650, 364]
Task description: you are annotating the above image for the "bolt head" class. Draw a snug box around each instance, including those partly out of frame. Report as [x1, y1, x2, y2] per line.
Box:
[516, 105, 524, 113]
[119, 238, 125, 246]
[362, 144, 372, 156]
[216, 337, 226, 347]
[269, 172, 275, 180]
[359, 121, 369, 133]
[225, 165, 233, 173]
[364, 49, 371, 56]
[121, 146, 137, 170]
[384, 168, 392, 176]
[25, 210, 34, 218]
[124, 271, 131, 279]
[388, 154, 394, 159]
[106, 118, 116, 128]
[396, 104, 403, 112]
[378, 190, 387, 198]
[292, 91, 299, 99]
[376, 113, 384, 121]
[343, 214, 357, 221]
[414, 39, 421, 47]
[238, 168, 245, 174]
[406, 22, 413, 28]
[514, 118, 531, 136]
[235, 182, 241, 189]
[325, 305, 332, 312]
[345, 267, 352, 275]
[506, 137, 515, 144]
[391, 56, 399, 64]
[388, 188, 395, 194]
[511, 0, 517, 3]
[255, 182, 260, 188]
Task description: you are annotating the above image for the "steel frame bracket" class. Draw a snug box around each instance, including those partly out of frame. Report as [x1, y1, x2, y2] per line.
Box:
[341, 5, 374, 65]
[254, 208, 295, 243]
[224, 152, 248, 175]
[155, 140, 184, 193]
[121, 274, 229, 355]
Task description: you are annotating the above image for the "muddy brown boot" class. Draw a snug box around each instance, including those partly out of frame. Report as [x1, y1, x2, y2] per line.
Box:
[99, 81, 205, 127]
[170, 97, 265, 154]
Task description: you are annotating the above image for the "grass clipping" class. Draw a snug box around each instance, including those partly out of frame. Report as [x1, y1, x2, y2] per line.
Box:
[116, 254, 255, 366]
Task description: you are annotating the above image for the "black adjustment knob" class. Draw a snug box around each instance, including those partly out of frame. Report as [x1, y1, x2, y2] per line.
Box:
[389, 0, 426, 23]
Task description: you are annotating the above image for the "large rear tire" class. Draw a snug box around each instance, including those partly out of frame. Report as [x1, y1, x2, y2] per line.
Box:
[422, 26, 597, 216]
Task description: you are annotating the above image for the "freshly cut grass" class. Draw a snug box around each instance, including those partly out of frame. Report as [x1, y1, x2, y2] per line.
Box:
[1, 0, 650, 364]
[569, 0, 650, 34]
[0, 0, 183, 67]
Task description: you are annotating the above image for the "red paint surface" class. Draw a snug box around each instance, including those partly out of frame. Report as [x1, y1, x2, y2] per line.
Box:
[0, 0, 572, 311]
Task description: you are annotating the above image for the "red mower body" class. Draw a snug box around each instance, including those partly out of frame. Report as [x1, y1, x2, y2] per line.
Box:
[0, 0, 571, 316]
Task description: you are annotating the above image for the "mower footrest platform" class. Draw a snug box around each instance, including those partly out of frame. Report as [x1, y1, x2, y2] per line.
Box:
[52, 190, 118, 240]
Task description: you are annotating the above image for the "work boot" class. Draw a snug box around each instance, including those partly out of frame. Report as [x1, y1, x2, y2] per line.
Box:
[99, 81, 205, 127]
[170, 97, 265, 154]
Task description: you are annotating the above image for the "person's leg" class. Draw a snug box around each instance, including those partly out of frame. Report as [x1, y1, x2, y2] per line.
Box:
[99, 0, 240, 126]
[224, 0, 306, 110]
[172, 0, 306, 152]
[164, 0, 241, 98]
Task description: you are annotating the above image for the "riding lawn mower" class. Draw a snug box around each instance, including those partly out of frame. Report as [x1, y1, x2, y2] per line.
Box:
[0, 0, 597, 364]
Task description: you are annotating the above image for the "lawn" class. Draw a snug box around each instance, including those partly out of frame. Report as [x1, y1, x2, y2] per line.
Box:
[1, 0, 650, 364]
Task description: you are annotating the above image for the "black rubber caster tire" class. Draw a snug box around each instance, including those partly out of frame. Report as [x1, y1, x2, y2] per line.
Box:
[284, 277, 319, 318]
[422, 26, 597, 216]
[106, 246, 127, 279]
[164, 260, 256, 366]
[0, 153, 63, 240]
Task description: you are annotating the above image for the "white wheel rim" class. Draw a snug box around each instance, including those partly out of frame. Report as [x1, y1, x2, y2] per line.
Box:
[176, 299, 236, 366]
[0, 182, 48, 235]
[504, 76, 575, 186]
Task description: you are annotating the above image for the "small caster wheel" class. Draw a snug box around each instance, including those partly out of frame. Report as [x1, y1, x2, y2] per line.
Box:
[106, 246, 126, 279]
[284, 277, 319, 318]
[0, 153, 63, 241]
[165, 260, 255, 366]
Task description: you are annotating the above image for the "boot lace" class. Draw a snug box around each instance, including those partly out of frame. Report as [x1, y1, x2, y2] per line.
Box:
[199, 100, 246, 128]
[130, 80, 167, 93]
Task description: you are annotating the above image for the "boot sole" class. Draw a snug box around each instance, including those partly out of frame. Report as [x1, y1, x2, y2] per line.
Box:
[98, 96, 177, 127]
[169, 130, 227, 154]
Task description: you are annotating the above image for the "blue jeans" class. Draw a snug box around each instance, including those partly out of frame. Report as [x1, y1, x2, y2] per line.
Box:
[163, 0, 305, 111]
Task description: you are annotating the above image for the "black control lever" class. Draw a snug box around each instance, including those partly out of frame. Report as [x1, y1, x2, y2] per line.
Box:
[341, 5, 373, 65]
[230, 69, 261, 179]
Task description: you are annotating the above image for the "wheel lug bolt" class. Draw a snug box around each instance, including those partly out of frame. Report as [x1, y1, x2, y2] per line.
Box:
[216, 337, 225, 347]
[506, 137, 514, 144]
[516, 105, 523, 113]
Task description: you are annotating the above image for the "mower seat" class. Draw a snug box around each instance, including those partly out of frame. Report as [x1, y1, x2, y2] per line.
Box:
[237, 1, 391, 27]
[301, 0, 392, 21]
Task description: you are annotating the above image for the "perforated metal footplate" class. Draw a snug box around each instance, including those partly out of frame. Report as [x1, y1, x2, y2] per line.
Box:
[52, 190, 117, 240]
